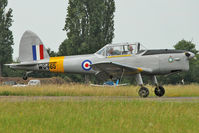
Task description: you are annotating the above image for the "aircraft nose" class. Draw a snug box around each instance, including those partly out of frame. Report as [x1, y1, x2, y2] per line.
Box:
[185, 52, 195, 60]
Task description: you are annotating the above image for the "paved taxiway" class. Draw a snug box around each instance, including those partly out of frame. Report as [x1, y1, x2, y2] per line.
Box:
[0, 96, 199, 102]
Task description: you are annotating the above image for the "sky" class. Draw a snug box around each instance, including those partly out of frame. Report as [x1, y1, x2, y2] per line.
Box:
[8, 0, 199, 59]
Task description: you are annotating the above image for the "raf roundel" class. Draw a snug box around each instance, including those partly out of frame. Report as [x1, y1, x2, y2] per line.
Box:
[82, 60, 92, 71]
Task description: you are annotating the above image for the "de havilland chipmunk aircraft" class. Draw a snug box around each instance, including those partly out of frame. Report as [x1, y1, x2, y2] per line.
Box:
[5, 31, 195, 97]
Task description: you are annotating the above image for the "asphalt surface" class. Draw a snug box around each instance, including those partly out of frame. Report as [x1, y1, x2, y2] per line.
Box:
[0, 96, 199, 102]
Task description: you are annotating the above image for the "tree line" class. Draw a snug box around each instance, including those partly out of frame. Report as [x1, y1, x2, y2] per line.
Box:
[0, 0, 199, 84]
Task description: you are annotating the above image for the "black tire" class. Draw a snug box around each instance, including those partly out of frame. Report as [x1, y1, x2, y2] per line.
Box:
[23, 76, 28, 80]
[138, 87, 149, 98]
[154, 86, 165, 97]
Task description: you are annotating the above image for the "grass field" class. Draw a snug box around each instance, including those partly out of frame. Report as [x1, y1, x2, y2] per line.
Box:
[0, 84, 199, 97]
[0, 84, 199, 133]
[0, 99, 199, 133]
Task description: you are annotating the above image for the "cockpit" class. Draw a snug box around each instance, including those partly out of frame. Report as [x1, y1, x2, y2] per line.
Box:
[95, 42, 147, 57]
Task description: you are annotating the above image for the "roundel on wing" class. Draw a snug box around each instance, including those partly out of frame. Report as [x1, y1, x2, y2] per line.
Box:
[82, 60, 92, 71]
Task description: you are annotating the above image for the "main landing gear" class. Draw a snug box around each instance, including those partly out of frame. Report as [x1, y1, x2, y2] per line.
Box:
[154, 86, 165, 97]
[136, 73, 150, 98]
[138, 86, 149, 98]
[152, 76, 165, 97]
[136, 74, 165, 98]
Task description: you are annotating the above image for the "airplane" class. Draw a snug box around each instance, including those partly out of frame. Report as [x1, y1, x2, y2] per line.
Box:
[5, 30, 195, 98]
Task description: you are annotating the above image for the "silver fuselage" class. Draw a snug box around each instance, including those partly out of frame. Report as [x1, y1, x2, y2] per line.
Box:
[12, 52, 192, 76]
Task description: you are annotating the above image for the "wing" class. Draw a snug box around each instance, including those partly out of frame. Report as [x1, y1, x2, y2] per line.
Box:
[92, 61, 152, 80]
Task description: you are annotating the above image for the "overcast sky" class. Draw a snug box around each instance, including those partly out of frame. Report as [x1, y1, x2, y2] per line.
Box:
[8, 0, 199, 59]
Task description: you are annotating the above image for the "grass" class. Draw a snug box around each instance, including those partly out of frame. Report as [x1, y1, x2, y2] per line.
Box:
[0, 100, 199, 133]
[0, 84, 199, 97]
[0, 84, 199, 132]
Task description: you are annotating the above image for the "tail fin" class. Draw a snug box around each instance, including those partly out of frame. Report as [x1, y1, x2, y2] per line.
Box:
[19, 30, 49, 62]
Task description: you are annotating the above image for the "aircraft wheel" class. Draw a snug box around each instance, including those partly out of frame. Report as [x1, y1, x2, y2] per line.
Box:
[23, 76, 28, 80]
[154, 86, 165, 97]
[138, 87, 149, 98]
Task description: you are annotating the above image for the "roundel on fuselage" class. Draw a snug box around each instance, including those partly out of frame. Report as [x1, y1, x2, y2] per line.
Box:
[82, 60, 92, 71]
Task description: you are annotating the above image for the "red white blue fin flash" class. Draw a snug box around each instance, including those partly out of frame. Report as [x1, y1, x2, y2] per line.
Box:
[32, 44, 44, 61]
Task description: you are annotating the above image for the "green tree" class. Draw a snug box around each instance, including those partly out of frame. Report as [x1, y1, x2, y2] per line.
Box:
[59, 0, 115, 56]
[174, 39, 198, 54]
[47, 48, 57, 57]
[0, 0, 14, 77]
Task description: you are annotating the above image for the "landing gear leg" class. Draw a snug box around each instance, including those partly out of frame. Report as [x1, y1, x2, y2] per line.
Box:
[152, 76, 165, 97]
[136, 73, 149, 98]
[23, 71, 32, 80]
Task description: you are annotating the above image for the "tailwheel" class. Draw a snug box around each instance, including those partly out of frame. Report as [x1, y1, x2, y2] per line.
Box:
[23, 75, 28, 80]
[154, 86, 165, 97]
[22, 71, 32, 80]
[138, 87, 149, 98]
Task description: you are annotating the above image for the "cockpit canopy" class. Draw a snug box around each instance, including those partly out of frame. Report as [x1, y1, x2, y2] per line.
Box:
[95, 42, 147, 57]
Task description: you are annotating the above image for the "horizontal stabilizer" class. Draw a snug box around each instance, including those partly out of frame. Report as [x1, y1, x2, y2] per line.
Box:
[4, 60, 57, 67]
